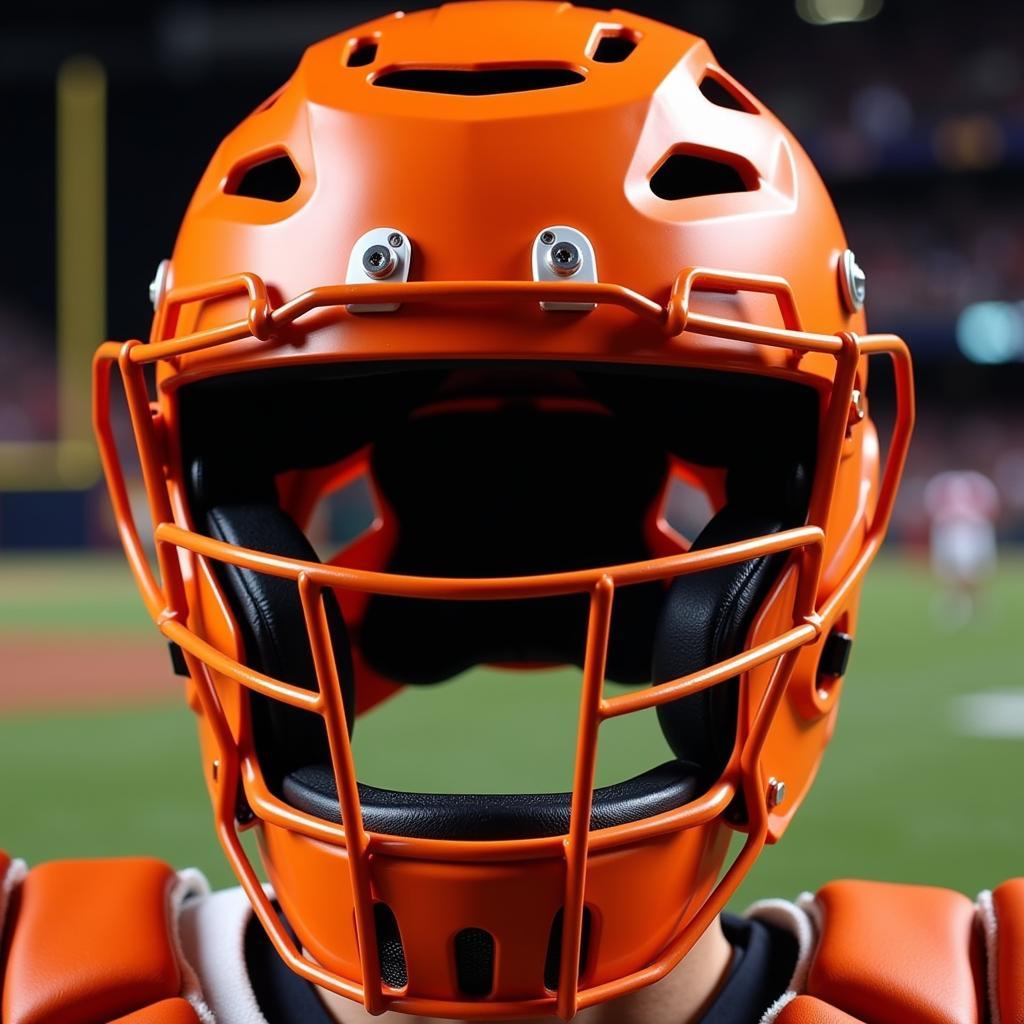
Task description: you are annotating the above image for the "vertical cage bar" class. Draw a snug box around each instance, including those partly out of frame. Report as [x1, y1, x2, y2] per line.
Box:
[297, 573, 384, 1014]
[117, 342, 188, 617]
[557, 576, 614, 1019]
[801, 334, 861, 595]
[740, 647, 803, 829]
[92, 348, 164, 618]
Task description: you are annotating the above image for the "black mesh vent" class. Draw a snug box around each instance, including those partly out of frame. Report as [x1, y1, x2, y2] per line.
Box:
[348, 40, 378, 67]
[375, 903, 408, 989]
[591, 33, 637, 63]
[373, 67, 585, 95]
[649, 152, 752, 201]
[455, 928, 495, 997]
[226, 153, 301, 203]
[699, 73, 756, 113]
[544, 907, 592, 991]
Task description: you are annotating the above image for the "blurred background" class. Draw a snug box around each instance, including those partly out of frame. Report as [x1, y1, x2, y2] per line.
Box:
[0, 0, 1021, 906]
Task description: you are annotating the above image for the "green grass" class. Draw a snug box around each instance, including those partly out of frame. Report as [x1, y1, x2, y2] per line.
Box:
[0, 552, 151, 636]
[1, 553, 1021, 905]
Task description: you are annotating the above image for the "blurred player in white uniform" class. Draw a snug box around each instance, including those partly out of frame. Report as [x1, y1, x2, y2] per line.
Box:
[924, 470, 1000, 625]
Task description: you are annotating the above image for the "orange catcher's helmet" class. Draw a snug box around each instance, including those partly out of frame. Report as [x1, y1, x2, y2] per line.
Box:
[94, 2, 914, 1019]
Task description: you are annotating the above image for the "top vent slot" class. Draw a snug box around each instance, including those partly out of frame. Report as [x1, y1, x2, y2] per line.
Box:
[588, 26, 640, 64]
[372, 67, 585, 95]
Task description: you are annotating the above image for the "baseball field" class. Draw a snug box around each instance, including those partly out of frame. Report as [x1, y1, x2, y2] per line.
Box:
[1, 550, 1020, 907]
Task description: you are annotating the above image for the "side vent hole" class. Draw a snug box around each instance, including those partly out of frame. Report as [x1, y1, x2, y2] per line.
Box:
[591, 31, 638, 63]
[348, 40, 378, 67]
[455, 928, 495, 997]
[225, 153, 301, 203]
[373, 67, 585, 95]
[375, 903, 408, 989]
[254, 87, 283, 113]
[649, 152, 753, 201]
[699, 72, 758, 114]
[544, 907, 592, 991]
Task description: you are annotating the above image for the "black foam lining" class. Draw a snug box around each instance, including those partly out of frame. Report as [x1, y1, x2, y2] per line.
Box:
[191, 457, 354, 786]
[284, 759, 701, 840]
[360, 406, 667, 685]
[654, 461, 810, 778]
[180, 363, 818, 817]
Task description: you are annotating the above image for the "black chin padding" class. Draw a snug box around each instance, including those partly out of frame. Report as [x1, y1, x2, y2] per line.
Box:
[283, 760, 701, 840]
[653, 462, 809, 780]
[200, 494, 355, 790]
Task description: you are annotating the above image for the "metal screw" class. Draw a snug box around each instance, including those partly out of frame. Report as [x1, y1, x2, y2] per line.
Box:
[362, 243, 397, 279]
[211, 759, 220, 783]
[767, 777, 786, 810]
[387, 231, 404, 249]
[149, 258, 171, 309]
[839, 248, 866, 313]
[548, 240, 582, 276]
[540, 230, 556, 245]
[849, 387, 866, 424]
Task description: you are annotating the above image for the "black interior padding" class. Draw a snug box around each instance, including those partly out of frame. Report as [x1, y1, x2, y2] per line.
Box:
[545, 907, 592, 990]
[374, 903, 408, 989]
[180, 362, 818, 827]
[191, 457, 354, 788]
[283, 760, 702, 840]
[455, 929, 495, 997]
[653, 459, 810, 778]
[360, 407, 667, 685]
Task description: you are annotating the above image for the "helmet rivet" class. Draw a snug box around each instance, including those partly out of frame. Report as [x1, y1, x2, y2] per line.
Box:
[387, 231, 404, 249]
[548, 240, 582, 276]
[849, 387, 866, 425]
[149, 258, 171, 310]
[362, 243, 397, 279]
[839, 248, 866, 313]
[211, 759, 220, 783]
[540, 230, 556, 246]
[767, 777, 786, 810]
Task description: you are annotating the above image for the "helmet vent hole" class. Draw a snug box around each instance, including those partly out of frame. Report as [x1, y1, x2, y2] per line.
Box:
[649, 151, 753, 201]
[347, 39, 378, 67]
[544, 907, 592, 991]
[589, 30, 638, 64]
[372, 67, 585, 96]
[374, 903, 408, 989]
[454, 928, 495, 997]
[225, 152, 301, 203]
[698, 71, 758, 114]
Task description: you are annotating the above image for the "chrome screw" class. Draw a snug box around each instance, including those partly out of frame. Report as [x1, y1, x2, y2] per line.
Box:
[149, 258, 171, 309]
[540, 230, 556, 245]
[548, 240, 582, 276]
[387, 231, 404, 248]
[839, 248, 866, 313]
[850, 388, 866, 423]
[362, 243, 397, 279]
[767, 777, 786, 810]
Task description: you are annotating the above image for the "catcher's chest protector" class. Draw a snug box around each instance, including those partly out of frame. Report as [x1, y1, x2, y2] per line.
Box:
[1, 856, 1022, 1024]
[0, 855, 200, 1024]
[770, 879, 1024, 1024]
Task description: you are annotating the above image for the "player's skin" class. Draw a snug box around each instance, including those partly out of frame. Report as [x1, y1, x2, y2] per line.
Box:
[317, 918, 733, 1024]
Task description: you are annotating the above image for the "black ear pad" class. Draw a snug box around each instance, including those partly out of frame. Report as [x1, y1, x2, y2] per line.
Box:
[653, 462, 809, 780]
[191, 458, 355, 791]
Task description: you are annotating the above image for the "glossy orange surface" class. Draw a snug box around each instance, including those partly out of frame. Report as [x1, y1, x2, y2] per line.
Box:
[2, 859, 183, 1024]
